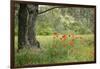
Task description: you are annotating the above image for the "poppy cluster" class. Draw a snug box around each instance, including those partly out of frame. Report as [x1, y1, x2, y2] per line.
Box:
[52, 32, 82, 48]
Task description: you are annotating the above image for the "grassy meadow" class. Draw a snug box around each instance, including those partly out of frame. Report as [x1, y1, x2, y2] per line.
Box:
[15, 34, 95, 67]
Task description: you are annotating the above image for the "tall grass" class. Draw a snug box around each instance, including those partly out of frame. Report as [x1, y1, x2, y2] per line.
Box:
[15, 34, 94, 67]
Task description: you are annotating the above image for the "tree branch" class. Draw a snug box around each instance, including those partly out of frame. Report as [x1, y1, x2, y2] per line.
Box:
[38, 6, 62, 15]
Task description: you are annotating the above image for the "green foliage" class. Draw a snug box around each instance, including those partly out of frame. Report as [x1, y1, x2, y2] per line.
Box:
[35, 6, 95, 35]
[36, 24, 53, 35]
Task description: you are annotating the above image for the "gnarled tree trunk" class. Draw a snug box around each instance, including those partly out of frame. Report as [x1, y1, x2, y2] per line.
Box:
[18, 4, 40, 50]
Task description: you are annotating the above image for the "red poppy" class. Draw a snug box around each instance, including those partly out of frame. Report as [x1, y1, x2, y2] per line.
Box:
[62, 34, 67, 38]
[61, 34, 67, 41]
[69, 40, 74, 46]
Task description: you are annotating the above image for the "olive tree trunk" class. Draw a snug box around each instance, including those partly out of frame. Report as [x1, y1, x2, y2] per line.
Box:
[18, 4, 40, 49]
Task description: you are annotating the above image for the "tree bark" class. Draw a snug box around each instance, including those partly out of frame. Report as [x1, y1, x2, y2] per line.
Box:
[18, 4, 27, 49]
[26, 4, 39, 48]
[18, 4, 40, 50]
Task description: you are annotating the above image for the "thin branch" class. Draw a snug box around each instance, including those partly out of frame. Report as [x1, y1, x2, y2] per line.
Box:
[38, 6, 62, 15]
